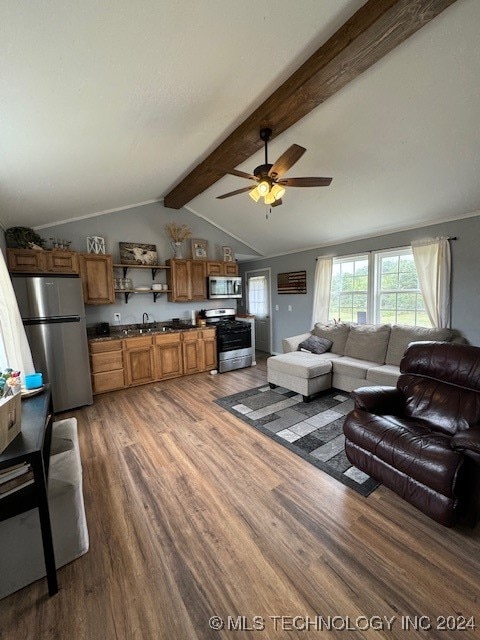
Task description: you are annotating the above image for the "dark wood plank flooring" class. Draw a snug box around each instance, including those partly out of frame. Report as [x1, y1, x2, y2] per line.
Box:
[0, 353, 479, 639]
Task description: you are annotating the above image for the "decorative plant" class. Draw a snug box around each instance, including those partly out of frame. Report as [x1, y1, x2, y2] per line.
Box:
[5, 227, 46, 249]
[164, 223, 192, 243]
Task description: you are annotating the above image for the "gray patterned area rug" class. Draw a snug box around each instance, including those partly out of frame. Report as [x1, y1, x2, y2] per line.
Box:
[215, 385, 379, 496]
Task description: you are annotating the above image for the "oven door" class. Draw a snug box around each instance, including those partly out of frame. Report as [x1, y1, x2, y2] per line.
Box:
[217, 327, 251, 353]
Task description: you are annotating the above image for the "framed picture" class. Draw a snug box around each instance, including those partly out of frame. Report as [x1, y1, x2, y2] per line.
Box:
[119, 242, 158, 265]
[222, 246, 234, 262]
[191, 238, 208, 260]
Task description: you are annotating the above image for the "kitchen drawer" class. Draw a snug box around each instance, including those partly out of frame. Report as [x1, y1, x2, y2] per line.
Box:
[89, 339, 123, 353]
[92, 369, 125, 394]
[201, 328, 216, 339]
[124, 335, 153, 349]
[90, 351, 124, 373]
[181, 331, 200, 342]
[154, 332, 181, 345]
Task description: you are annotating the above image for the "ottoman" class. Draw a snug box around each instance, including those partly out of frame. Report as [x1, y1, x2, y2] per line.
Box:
[267, 352, 332, 401]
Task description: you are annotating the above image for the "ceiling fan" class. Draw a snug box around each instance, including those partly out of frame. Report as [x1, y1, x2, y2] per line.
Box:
[216, 127, 332, 207]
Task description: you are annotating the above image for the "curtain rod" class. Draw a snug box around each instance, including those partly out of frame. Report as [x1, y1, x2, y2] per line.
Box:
[316, 237, 458, 260]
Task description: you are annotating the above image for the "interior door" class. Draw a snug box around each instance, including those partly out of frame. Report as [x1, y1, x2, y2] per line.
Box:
[246, 269, 271, 353]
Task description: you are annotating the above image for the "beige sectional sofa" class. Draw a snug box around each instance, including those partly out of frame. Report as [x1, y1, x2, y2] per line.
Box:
[267, 323, 461, 399]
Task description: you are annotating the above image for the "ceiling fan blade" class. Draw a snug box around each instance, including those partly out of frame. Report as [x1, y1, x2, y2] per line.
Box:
[271, 198, 283, 207]
[227, 169, 257, 181]
[277, 177, 332, 187]
[216, 186, 255, 199]
[268, 144, 306, 178]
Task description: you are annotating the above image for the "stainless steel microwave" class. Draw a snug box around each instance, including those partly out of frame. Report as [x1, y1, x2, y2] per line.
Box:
[208, 276, 242, 299]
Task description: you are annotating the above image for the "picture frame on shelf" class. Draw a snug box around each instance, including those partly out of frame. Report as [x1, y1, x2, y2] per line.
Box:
[119, 242, 158, 265]
[222, 246, 234, 262]
[191, 238, 208, 260]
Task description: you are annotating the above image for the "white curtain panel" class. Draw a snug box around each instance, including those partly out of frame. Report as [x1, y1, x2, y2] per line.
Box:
[311, 256, 333, 327]
[0, 251, 35, 378]
[411, 237, 451, 328]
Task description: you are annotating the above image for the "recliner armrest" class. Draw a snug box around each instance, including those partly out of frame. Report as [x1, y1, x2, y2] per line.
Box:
[351, 386, 405, 415]
[451, 427, 480, 463]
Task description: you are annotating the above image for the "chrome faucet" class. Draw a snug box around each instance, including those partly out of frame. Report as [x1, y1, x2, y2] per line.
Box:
[142, 312, 150, 326]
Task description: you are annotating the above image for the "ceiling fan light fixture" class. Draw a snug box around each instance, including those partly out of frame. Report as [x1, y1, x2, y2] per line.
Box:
[249, 187, 261, 202]
[271, 183, 285, 200]
[264, 191, 276, 205]
[257, 179, 270, 196]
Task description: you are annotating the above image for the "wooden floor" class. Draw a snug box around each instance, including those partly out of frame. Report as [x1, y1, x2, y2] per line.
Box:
[1, 353, 479, 639]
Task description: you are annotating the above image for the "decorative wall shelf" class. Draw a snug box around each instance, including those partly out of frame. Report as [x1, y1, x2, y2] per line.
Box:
[114, 289, 171, 303]
[113, 263, 170, 279]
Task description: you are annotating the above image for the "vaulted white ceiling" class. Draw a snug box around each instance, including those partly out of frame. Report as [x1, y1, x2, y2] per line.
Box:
[2, 1, 479, 258]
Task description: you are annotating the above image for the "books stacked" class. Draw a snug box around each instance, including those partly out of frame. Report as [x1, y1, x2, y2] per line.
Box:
[0, 463, 33, 499]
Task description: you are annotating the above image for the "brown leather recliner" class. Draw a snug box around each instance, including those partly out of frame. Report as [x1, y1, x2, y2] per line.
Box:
[343, 341, 480, 527]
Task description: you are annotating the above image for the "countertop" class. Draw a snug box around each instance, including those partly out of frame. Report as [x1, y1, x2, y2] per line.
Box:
[88, 324, 214, 343]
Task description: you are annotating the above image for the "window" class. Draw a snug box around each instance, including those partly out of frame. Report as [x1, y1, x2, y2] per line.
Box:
[374, 249, 429, 327]
[247, 275, 268, 317]
[328, 247, 429, 327]
[329, 254, 369, 323]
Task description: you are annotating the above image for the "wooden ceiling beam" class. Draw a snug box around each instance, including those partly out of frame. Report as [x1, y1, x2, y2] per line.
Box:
[164, 0, 457, 209]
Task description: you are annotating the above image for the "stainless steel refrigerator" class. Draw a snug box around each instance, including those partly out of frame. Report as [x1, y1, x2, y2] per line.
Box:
[12, 275, 93, 412]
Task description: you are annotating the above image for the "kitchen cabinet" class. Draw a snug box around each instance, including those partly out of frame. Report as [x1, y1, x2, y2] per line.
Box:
[90, 339, 125, 394]
[182, 330, 202, 375]
[78, 253, 115, 305]
[167, 259, 207, 301]
[206, 261, 238, 276]
[46, 251, 79, 273]
[89, 327, 217, 394]
[124, 336, 156, 386]
[200, 328, 217, 371]
[154, 333, 183, 380]
[7, 248, 79, 274]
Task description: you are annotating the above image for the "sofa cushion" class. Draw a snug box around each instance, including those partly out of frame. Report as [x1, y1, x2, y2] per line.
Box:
[267, 352, 333, 379]
[366, 364, 400, 386]
[298, 335, 333, 354]
[344, 324, 391, 363]
[332, 357, 380, 380]
[313, 322, 350, 355]
[385, 324, 452, 366]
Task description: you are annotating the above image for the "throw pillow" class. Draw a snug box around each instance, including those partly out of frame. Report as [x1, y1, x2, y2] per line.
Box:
[298, 335, 333, 354]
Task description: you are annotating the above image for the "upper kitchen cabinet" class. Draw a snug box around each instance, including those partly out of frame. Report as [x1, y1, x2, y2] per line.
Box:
[7, 248, 79, 274]
[166, 259, 207, 302]
[206, 261, 238, 276]
[78, 253, 115, 305]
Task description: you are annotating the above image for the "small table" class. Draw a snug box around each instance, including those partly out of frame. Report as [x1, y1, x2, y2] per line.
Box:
[0, 386, 58, 596]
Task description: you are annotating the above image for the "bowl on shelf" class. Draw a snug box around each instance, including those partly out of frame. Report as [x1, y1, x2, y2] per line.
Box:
[151, 284, 163, 291]
[135, 286, 151, 292]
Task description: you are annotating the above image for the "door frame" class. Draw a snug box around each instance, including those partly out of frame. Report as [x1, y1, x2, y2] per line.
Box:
[244, 267, 272, 354]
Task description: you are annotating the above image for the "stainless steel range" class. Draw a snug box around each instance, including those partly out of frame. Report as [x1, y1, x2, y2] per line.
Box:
[205, 308, 253, 373]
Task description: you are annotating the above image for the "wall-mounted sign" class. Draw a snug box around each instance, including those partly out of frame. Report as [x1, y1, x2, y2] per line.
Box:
[277, 271, 307, 294]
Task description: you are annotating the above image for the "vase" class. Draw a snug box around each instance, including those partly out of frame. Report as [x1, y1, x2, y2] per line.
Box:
[171, 241, 183, 259]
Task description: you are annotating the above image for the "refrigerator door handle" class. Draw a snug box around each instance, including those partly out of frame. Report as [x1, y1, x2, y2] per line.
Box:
[23, 316, 82, 325]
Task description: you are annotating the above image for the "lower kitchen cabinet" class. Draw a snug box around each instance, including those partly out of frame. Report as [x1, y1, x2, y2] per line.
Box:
[90, 339, 125, 394]
[154, 333, 183, 380]
[89, 328, 217, 394]
[182, 331, 202, 375]
[124, 336, 156, 386]
[201, 328, 217, 371]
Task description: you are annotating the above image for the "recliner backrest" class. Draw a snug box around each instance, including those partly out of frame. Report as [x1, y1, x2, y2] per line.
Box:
[398, 341, 480, 435]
